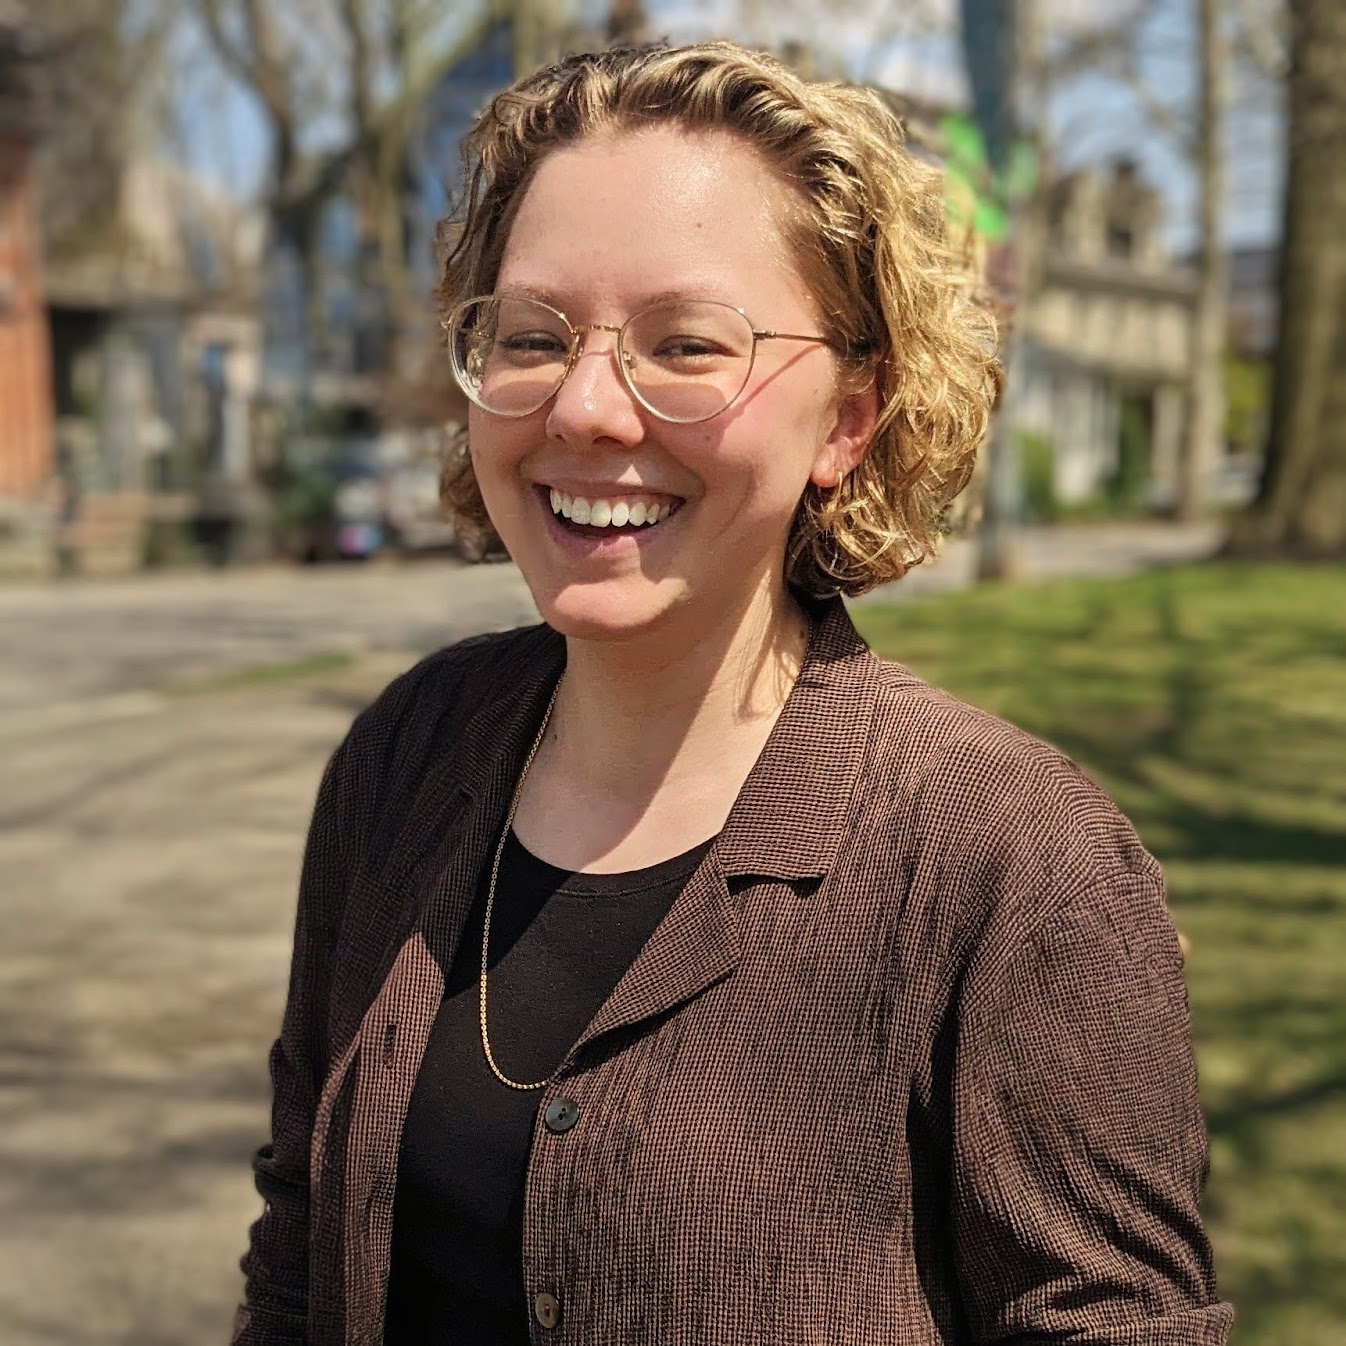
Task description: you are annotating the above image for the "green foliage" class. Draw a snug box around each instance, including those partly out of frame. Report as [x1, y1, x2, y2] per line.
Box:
[139, 520, 198, 570]
[271, 417, 345, 538]
[1106, 397, 1151, 513]
[854, 564, 1346, 1344]
[1224, 352, 1273, 455]
[274, 465, 337, 534]
[940, 113, 1039, 243]
[1018, 429, 1059, 523]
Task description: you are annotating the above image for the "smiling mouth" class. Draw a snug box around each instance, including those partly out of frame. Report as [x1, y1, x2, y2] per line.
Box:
[544, 487, 685, 534]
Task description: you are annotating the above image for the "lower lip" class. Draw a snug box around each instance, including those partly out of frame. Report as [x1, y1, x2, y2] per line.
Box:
[535, 487, 680, 557]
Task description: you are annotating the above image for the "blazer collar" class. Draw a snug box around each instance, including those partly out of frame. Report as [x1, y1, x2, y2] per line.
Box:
[392, 595, 877, 898]
[715, 595, 878, 880]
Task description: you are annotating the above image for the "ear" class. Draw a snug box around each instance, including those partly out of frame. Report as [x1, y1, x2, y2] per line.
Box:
[809, 376, 879, 489]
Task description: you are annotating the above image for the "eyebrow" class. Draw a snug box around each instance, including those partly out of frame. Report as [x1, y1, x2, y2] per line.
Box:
[494, 282, 742, 312]
[495, 283, 565, 306]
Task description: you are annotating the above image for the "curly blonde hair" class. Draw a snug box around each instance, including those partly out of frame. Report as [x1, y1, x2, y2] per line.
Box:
[436, 40, 1001, 598]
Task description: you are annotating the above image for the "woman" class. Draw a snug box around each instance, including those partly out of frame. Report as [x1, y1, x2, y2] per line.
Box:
[234, 41, 1232, 1346]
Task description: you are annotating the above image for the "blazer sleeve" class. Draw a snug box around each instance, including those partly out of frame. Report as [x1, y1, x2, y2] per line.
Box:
[231, 732, 360, 1346]
[949, 868, 1235, 1344]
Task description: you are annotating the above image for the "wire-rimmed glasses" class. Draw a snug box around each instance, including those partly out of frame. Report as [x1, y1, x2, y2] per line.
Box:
[444, 294, 837, 425]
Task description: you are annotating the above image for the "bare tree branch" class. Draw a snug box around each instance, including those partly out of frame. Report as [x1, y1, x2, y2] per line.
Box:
[1114, 42, 1198, 156]
[1231, 0, 1289, 77]
[336, 0, 374, 140]
[195, 0, 254, 85]
[194, 0, 307, 195]
[238, 0, 298, 143]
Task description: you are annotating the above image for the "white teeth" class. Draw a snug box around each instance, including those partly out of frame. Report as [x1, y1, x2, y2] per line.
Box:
[548, 490, 678, 529]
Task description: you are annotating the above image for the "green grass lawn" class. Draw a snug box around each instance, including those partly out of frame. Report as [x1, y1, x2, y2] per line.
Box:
[852, 561, 1346, 1345]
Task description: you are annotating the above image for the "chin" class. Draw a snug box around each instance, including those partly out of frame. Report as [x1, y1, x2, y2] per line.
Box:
[529, 575, 691, 645]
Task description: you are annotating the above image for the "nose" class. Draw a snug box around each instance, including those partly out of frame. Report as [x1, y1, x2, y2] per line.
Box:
[544, 328, 645, 447]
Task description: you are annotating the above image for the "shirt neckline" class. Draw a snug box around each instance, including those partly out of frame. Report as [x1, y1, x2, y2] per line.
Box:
[504, 828, 717, 899]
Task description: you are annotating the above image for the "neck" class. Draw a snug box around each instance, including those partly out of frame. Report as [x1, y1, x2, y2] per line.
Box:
[551, 575, 811, 805]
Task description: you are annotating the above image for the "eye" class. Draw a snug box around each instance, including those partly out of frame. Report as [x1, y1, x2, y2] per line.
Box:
[658, 335, 722, 356]
[651, 334, 732, 365]
[501, 330, 569, 355]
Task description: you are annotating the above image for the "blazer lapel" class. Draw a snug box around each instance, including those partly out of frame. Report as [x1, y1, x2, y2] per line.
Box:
[324, 628, 565, 1053]
[568, 851, 740, 1059]
[566, 597, 880, 1060]
[381, 627, 568, 974]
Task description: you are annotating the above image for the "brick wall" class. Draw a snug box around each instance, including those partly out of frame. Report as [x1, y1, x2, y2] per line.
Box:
[0, 132, 54, 498]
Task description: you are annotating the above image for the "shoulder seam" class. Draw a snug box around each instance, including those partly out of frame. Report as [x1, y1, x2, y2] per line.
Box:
[964, 863, 1167, 1022]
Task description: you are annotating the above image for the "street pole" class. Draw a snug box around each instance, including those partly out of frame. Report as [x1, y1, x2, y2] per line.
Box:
[961, 0, 1050, 582]
[975, 319, 1024, 580]
[960, 0, 1025, 581]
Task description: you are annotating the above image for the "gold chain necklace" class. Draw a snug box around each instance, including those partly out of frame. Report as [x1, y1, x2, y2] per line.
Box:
[478, 678, 563, 1091]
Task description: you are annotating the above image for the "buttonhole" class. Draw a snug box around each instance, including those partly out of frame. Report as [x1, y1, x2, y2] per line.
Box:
[382, 1022, 397, 1067]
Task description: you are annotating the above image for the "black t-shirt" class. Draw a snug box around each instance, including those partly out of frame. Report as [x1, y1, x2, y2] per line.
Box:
[384, 828, 714, 1345]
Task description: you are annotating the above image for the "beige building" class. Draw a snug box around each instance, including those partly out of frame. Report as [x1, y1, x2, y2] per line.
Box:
[871, 82, 1200, 516]
[38, 160, 264, 571]
[1016, 161, 1197, 511]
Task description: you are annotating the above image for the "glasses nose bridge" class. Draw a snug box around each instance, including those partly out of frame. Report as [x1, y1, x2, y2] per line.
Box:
[566, 321, 633, 378]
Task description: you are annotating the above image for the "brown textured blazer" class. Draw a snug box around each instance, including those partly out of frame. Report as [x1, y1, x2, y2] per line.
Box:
[232, 597, 1233, 1346]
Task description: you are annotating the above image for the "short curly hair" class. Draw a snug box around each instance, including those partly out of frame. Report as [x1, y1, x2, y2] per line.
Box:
[435, 40, 1001, 598]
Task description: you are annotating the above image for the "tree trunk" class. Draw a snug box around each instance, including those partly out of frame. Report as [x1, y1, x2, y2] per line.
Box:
[1229, 0, 1346, 556]
[1177, 0, 1228, 522]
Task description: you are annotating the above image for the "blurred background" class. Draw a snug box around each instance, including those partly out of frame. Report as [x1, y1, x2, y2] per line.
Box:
[0, 0, 1341, 1342]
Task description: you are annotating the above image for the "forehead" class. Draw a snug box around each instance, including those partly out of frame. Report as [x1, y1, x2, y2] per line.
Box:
[496, 126, 810, 316]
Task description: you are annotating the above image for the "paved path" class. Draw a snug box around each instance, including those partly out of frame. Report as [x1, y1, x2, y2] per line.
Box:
[0, 558, 540, 719]
[0, 521, 1221, 1345]
[0, 654, 414, 1345]
[0, 521, 1221, 714]
[857, 518, 1225, 602]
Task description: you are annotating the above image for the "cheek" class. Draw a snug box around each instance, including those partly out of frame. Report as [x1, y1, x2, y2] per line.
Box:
[708, 383, 832, 492]
[467, 408, 509, 465]
[466, 434, 533, 544]
[467, 413, 532, 492]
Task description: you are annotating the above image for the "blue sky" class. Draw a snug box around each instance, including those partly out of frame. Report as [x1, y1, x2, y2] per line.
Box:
[168, 0, 1283, 254]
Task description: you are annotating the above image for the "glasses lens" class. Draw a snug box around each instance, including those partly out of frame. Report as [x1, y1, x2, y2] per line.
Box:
[623, 301, 754, 423]
[450, 297, 570, 416]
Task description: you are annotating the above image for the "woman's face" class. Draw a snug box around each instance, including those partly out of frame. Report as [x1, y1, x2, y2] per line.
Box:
[468, 125, 873, 644]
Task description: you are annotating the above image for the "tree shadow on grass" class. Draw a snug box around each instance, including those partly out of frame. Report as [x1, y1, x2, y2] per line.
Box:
[1033, 574, 1346, 869]
[1200, 993, 1346, 1169]
[1207, 1070, 1346, 1146]
[1215, 1210, 1346, 1343]
[1048, 721, 1346, 868]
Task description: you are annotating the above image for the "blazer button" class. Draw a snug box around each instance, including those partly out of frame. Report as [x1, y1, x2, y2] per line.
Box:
[543, 1097, 580, 1134]
[533, 1291, 561, 1329]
